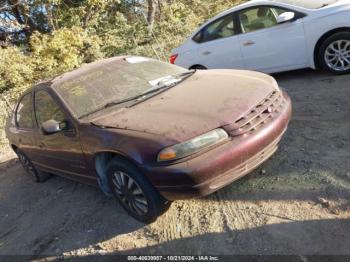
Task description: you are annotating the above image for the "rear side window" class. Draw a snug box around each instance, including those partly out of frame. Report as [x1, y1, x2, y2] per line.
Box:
[193, 14, 237, 43]
[35, 90, 65, 126]
[16, 93, 34, 129]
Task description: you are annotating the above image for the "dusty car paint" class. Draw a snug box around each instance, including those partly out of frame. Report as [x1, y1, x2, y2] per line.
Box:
[91, 70, 279, 142]
[5, 56, 292, 200]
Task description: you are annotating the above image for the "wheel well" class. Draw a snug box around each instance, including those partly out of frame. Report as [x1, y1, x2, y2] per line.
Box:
[314, 27, 350, 68]
[11, 144, 18, 153]
[189, 64, 207, 70]
[94, 152, 136, 196]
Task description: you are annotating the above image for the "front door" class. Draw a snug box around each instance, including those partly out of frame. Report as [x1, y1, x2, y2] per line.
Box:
[237, 6, 308, 73]
[33, 88, 87, 176]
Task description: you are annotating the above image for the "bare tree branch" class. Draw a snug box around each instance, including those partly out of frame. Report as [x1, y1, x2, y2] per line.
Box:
[45, 3, 56, 31]
[0, 1, 21, 12]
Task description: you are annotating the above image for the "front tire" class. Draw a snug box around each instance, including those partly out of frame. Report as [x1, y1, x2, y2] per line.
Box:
[16, 150, 51, 182]
[107, 158, 170, 223]
[318, 32, 350, 74]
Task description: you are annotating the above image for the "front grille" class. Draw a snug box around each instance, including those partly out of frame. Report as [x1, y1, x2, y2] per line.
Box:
[227, 90, 286, 137]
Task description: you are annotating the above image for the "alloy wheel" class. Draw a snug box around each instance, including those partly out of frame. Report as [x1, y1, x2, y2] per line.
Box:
[324, 40, 350, 72]
[111, 171, 149, 215]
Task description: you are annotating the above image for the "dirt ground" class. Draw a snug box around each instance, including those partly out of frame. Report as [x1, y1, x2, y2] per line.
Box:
[0, 69, 350, 258]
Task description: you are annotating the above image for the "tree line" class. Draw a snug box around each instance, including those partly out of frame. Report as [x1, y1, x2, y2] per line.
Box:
[0, 0, 241, 144]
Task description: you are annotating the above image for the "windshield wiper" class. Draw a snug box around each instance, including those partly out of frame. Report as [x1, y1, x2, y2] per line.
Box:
[127, 69, 197, 107]
[79, 70, 196, 119]
[78, 84, 175, 119]
[151, 69, 196, 88]
[125, 69, 196, 107]
[172, 69, 196, 81]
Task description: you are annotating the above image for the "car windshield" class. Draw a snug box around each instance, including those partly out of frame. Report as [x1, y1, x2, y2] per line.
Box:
[53, 57, 188, 119]
[273, 0, 339, 9]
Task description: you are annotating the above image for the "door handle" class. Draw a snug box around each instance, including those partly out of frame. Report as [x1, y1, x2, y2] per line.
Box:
[202, 51, 211, 56]
[243, 40, 255, 46]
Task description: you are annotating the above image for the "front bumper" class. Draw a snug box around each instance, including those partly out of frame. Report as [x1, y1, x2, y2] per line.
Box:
[141, 92, 292, 200]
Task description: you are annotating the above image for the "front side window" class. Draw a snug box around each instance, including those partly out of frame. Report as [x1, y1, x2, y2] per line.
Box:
[16, 93, 34, 129]
[238, 6, 287, 33]
[35, 90, 65, 126]
[194, 15, 237, 43]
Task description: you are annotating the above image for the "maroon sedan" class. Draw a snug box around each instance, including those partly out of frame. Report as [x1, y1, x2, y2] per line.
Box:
[6, 56, 291, 222]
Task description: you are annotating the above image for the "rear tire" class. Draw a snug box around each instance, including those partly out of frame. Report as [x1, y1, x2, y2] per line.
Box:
[16, 150, 51, 182]
[318, 32, 350, 74]
[107, 158, 170, 223]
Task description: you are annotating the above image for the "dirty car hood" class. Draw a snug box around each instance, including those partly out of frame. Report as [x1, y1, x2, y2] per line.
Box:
[91, 70, 277, 142]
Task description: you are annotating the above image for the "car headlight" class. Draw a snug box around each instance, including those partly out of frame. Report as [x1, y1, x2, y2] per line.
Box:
[157, 128, 228, 162]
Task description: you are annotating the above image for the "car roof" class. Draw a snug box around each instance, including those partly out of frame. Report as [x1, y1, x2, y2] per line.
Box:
[51, 56, 127, 88]
[191, 0, 310, 36]
[24, 56, 128, 94]
[237, 0, 339, 9]
[213, 0, 311, 15]
[269, 0, 340, 9]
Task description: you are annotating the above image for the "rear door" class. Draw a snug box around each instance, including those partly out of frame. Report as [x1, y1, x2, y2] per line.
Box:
[33, 87, 88, 177]
[192, 13, 245, 69]
[14, 92, 37, 159]
[236, 5, 308, 73]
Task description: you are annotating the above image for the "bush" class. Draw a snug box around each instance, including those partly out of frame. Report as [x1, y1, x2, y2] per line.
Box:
[0, 0, 242, 147]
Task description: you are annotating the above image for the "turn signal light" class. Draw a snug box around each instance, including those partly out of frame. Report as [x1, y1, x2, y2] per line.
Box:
[158, 148, 177, 161]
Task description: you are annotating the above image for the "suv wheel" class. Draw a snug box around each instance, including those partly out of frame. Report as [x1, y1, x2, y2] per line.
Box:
[107, 158, 170, 223]
[318, 32, 350, 74]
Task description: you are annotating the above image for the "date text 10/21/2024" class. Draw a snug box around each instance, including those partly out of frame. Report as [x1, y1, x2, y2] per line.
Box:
[127, 256, 219, 261]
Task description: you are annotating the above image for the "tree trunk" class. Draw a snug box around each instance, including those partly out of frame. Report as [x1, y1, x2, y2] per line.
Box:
[146, 0, 156, 35]
[45, 4, 56, 31]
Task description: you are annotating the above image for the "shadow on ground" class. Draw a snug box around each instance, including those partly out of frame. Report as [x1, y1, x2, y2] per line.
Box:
[111, 218, 350, 255]
[0, 165, 144, 255]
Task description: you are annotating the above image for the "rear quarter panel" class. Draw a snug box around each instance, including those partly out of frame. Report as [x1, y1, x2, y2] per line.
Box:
[5, 112, 18, 148]
[303, 8, 350, 67]
[173, 39, 200, 69]
[5, 110, 38, 160]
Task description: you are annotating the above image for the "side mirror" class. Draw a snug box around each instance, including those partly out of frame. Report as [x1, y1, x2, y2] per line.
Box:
[41, 119, 67, 135]
[277, 12, 296, 24]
